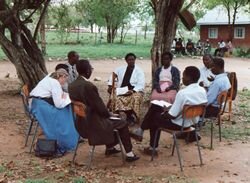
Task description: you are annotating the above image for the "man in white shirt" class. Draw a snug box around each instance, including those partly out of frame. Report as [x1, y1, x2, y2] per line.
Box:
[137, 66, 207, 155]
[199, 54, 215, 89]
[214, 40, 227, 56]
[107, 53, 145, 124]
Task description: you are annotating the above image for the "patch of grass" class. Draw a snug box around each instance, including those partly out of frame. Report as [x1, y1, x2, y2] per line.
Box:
[0, 165, 6, 173]
[45, 43, 151, 60]
[0, 31, 153, 60]
[161, 175, 198, 183]
[73, 177, 86, 183]
[25, 179, 50, 183]
[201, 91, 250, 141]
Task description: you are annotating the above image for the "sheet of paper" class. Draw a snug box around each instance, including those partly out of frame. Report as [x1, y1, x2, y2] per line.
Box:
[151, 100, 172, 108]
[116, 86, 129, 96]
[109, 116, 121, 120]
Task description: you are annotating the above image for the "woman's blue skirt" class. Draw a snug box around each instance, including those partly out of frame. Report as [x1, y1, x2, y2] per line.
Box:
[31, 98, 78, 153]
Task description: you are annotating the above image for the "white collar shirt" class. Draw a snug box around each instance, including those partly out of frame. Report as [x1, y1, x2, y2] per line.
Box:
[66, 63, 78, 84]
[168, 83, 207, 127]
[108, 65, 145, 92]
[199, 66, 215, 87]
[30, 75, 71, 108]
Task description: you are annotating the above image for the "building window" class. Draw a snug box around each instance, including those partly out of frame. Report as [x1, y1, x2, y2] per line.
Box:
[234, 27, 245, 39]
[208, 28, 218, 39]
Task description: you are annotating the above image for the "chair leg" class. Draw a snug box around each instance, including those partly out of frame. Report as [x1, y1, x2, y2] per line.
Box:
[228, 100, 232, 121]
[210, 122, 213, 150]
[72, 135, 81, 163]
[151, 129, 160, 161]
[29, 122, 39, 153]
[195, 130, 203, 166]
[173, 133, 183, 171]
[25, 119, 34, 146]
[114, 130, 125, 163]
[218, 117, 222, 142]
[87, 146, 95, 170]
[171, 137, 176, 156]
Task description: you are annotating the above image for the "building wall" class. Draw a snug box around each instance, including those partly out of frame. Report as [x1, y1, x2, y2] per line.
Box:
[200, 24, 250, 48]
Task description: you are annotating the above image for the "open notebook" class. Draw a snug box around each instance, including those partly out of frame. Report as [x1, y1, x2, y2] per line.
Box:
[151, 100, 172, 108]
[116, 86, 129, 96]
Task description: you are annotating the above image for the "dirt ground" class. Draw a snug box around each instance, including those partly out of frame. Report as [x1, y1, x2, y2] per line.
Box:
[0, 57, 249, 182]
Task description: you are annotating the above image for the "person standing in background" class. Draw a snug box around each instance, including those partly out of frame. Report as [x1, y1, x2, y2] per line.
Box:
[66, 51, 79, 84]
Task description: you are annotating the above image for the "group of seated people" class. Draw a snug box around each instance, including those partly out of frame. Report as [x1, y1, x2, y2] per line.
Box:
[214, 39, 233, 57]
[173, 38, 212, 56]
[28, 50, 231, 162]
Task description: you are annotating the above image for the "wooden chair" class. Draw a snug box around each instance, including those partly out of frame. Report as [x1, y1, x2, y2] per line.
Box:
[20, 84, 39, 152]
[225, 72, 237, 121]
[151, 104, 207, 171]
[71, 101, 125, 169]
[107, 72, 117, 113]
[209, 91, 228, 149]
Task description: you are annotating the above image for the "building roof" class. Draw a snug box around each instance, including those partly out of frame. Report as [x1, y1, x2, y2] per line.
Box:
[197, 5, 250, 25]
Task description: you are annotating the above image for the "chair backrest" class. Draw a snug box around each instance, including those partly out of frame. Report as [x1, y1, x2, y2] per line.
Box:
[71, 101, 87, 118]
[217, 91, 228, 115]
[107, 72, 117, 112]
[227, 72, 237, 101]
[182, 104, 206, 119]
[20, 84, 30, 116]
[111, 72, 117, 94]
[182, 104, 207, 128]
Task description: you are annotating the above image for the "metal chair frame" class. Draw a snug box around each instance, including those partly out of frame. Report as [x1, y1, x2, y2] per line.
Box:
[20, 85, 39, 153]
[71, 101, 125, 169]
[225, 72, 236, 121]
[210, 91, 228, 149]
[151, 104, 207, 171]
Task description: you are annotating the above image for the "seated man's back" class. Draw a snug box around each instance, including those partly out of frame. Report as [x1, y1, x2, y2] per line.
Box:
[206, 57, 231, 117]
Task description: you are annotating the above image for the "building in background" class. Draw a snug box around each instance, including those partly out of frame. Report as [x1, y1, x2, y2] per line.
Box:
[197, 6, 250, 48]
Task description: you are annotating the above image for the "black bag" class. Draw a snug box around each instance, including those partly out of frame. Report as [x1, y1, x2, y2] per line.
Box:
[35, 138, 57, 157]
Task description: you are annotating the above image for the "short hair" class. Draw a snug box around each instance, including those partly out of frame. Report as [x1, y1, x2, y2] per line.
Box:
[162, 51, 173, 60]
[55, 64, 69, 73]
[125, 53, 136, 60]
[213, 57, 224, 69]
[76, 59, 91, 75]
[184, 66, 200, 83]
[67, 51, 78, 58]
[203, 53, 213, 60]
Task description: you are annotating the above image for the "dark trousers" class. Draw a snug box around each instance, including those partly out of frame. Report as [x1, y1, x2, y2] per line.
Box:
[107, 120, 132, 153]
[205, 105, 219, 118]
[141, 104, 184, 148]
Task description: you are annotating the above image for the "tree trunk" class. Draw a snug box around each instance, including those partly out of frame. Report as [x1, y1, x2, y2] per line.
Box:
[40, 14, 46, 55]
[120, 24, 125, 43]
[0, 1, 48, 89]
[151, 0, 184, 79]
[230, 2, 239, 41]
[144, 23, 148, 40]
[90, 23, 94, 33]
[107, 25, 112, 43]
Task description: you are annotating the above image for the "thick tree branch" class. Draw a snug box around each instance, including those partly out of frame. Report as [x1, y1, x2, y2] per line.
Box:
[183, 0, 196, 10]
[33, 0, 50, 40]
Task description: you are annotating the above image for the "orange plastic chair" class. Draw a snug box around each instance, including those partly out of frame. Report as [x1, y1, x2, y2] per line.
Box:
[20, 84, 39, 153]
[225, 72, 237, 121]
